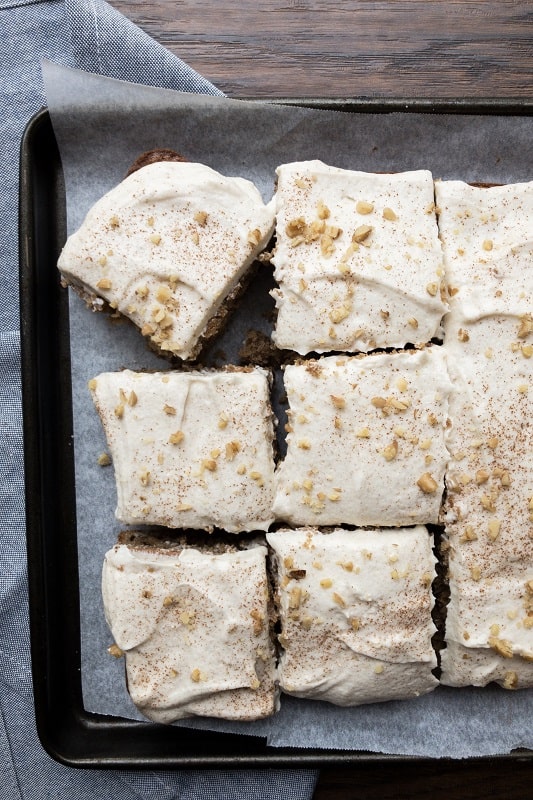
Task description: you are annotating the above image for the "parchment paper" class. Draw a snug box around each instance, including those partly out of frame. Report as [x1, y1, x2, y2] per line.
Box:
[42, 60, 533, 758]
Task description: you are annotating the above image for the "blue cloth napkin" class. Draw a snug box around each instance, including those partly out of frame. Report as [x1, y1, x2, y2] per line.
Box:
[0, 1, 319, 797]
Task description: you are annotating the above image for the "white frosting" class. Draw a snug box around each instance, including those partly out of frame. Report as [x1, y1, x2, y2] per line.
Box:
[271, 161, 446, 354]
[437, 180, 533, 689]
[90, 368, 276, 532]
[102, 543, 278, 722]
[267, 527, 438, 706]
[58, 161, 275, 359]
[273, 348, 453, 527]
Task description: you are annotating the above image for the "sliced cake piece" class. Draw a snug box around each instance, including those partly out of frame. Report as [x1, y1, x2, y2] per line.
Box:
[267, 527, 438, 706]
[58, 160, 275, 360]
[89, 367, 276, 532]
[271, 161, 446, 354]
[437, 179, 533, 689]
[102, 537, 278, 722]
[273, 348, 453, 527]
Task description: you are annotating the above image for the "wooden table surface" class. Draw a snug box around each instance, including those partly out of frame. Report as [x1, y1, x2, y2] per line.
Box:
[107, 2, 532, 797]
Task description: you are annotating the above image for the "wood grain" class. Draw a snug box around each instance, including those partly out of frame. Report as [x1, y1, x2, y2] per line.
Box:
[108, 0, 532, 98]
[106, 2, 532, 796]
[314, 757, 533, 799]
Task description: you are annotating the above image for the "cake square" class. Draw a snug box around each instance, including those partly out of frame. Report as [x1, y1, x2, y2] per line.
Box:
[273, 348, 453, 527]
[267, 527, 438, 706]
[89, 367, 276, 533]
[436, 180, 533, 689]
[271, 161, 446, 354]
[102, 537, 278, 722]
[58, 160, 275, 360]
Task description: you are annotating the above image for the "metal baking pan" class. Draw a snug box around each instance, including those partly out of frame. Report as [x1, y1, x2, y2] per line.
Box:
[19, 104, 533, 768]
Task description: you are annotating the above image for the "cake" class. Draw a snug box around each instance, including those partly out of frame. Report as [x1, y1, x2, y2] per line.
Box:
[267, 527, 438, 706]
[271, 161, 447, 354]
[57, 160, 275, 360]
[436, 179, 533, 689]
[273, 347, 454, 527]
[89, 367, 276, 533]
[102, 535, 278, 722]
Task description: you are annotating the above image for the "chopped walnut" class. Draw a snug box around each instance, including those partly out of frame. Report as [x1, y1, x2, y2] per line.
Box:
[382, 440, 398, 461]
[329, 303, 351, 324]
[217, 412, 229, 429]
[503, 671, 519, 690]
[156, 285, 171, 302]
[488, 636, 513, 658]
[356, 200, 374, 215]
[330, 394, 346, 409]
[247, 228, 262, 246]
[475, 469, 490, 485]
[286, 217, 307, 238]
[371, 396, 387, 409]
[417, 472, 438, 494]
[313, 199, 329, 220]
[352, 224, 373, 244]
[288, 569, 307, 580]
[459, 525, 478, 543]
[396, 377, 408, 392]
[289, 586, 302, 610]
[194, 210, 208, 226]
[517, 314, 533, 339]
[487, 519, 501, 541]
[225, 440, 241, 460]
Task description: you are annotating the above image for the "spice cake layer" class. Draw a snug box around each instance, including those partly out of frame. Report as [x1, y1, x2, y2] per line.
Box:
[273, 348, 453, 527]
[267, 527, 438, 706]
[58, 160, 275, 360]
[89, 367, 276, 533]
[437, 179, 533, 689]
[271, 161, 447, 354]
[102, 538, 278, 722]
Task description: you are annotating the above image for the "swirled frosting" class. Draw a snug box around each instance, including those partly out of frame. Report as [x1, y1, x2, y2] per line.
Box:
[437, 180, 533, 689]
[273, 347, 453, 527]
[271, 161, 446, 354]
[89, 367, 276, 532]
[267, 527, 438, 706]
[102, 542, 278, 722]
[58, 161, 275, 359]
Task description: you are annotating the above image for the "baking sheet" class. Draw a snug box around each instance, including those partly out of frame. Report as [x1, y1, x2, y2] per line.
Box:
[42, 60, 533, 759]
